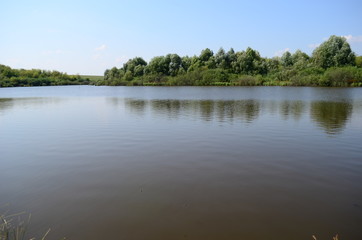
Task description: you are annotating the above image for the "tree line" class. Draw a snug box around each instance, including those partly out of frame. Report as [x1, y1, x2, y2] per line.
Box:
[1, 35, 362, 88]
[0, 65, 90, 87]
[101, 35, 362, 87]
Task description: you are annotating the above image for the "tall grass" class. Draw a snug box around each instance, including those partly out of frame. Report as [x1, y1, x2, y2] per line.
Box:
[2, 210, 341, 240]
[312, 234, 339, 240]
[0, 211, 55, 240]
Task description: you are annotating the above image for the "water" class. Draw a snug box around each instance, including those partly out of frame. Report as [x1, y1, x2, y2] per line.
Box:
[0, 86, 361, 240]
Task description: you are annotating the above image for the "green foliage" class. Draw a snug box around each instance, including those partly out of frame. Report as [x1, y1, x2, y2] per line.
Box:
[2, 35, 360, 88]
[281, 51, 293, 67]
[232, 47, 263, 74]
[99, 35, 361, 87]
[0, 64, 91, 87]
[181, 56, 192, 71]
[215, 48, 227, 68]
[123, 57, 147, 74]
[321, 66, 362, 87]
[233, 75, 263, 86]
[199, 48, 213, 62]
[168, 54, 182, 76]
[356, 56, 362, 67]
[292, 50, 310, 66]
[312, 35, 355, 68]
[145, 56, 169, 75]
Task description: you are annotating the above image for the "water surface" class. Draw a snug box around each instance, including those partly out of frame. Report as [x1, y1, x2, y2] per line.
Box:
[0, 86, 361, 240]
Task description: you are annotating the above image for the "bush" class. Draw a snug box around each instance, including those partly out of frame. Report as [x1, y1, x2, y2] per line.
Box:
[322, 66, 362, 87]
[233, 75, 263, 86]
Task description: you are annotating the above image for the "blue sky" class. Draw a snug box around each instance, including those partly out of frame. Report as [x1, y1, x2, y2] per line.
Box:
[1, 0, 362, 75]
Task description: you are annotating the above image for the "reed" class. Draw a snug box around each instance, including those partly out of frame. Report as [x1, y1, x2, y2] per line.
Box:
[0, 211, 56, 240]
[313, 234, 339, 240]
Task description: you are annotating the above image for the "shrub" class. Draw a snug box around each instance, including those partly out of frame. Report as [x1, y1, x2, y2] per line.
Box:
[323, 66, 362, 87]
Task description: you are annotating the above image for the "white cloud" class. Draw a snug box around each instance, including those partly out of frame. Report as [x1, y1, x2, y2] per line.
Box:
[274, 48, 290, 57]
[308, 43, 320, 49]
[115, 56, 128, 64]
[308, 35, 362, 51]
[343, 35, 362, 43]
[95, 44, 107, 51]
[92, 44, 108, 61]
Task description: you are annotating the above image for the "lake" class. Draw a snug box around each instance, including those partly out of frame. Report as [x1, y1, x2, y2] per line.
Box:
[0, 86, 361, 240]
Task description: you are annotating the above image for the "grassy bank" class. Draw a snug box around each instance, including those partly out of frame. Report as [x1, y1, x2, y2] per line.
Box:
[98, 66, 362, 87]
[79, 75, 104, 82]
[1, 64, 362, 88]
[0, 65, 94, 88]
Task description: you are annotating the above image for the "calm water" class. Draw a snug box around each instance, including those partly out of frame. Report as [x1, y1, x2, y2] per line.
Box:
[0, 86, 361, 240]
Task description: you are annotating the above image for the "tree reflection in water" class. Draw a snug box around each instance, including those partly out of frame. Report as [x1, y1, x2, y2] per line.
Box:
[1, 97, 356, 136]
[121, 98, 355, 135]
[310, 101, 352, 135]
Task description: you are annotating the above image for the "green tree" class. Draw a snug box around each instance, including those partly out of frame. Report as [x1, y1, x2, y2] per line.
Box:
[199, 48, 213, 62]
[0, 64, 15, 78]
[188, 55, 203, 72]
[356, 56, 362, 67]
[215, 48, 228, 69]
[146, 56, 169, 75]
[205, 56, 216, 69]
[292, 50, 309, 63]
[123, 57, 147, 75]
[232, 47, 262, 74]
[169, 54, 182, 76]
[281, 51, 293, 67]
[227, 48, 236, 66]
[181, 56, 192, 72]
[291, 50, 310, 69]
[123, 71, 133, 81]
[133, 65, 145, 77]
[312, 35, 355, 68]
[105, 67, 120, 80]
[265, 57, 281, 73]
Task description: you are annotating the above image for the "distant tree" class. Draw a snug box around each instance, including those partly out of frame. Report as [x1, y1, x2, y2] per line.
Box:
[312, 35, 355, 68]
[281, 51, 293, 67]
[181, 56, 192, 72]
[232, 47, 262, 74]
[99, 34, 361, 87]
[292, 50, 309, 63]
[265, 57, 281, 73]
[0, 64, 90, 87]
[356, 56, 362, 67]
[205, 56, 217, 69]
[123, 71, 133, 81]
[215, 48, 228, 69]
[188, 55, 203, 72]
[0, 64, 14, 78]
[146, 56, 169, 75]
[107, 67, 120, 80]
[227, 48, 236, 65]
[291, 50, 310, 69]
[133, 65, 145, 77]
[169, 54, 182, 76]
[199, 48, 213, 62]
[123, 57, 147, 75]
